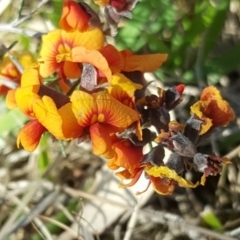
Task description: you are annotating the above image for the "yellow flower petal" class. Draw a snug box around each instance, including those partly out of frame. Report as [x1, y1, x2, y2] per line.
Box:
[145, 165, 199, 188]
[32, 96, 79, 139]
[71, 90, 97, 126]
[21, 68, 42, 87]
[6, 89, 17, 109]
[15, 90, 41, 118]
[190, 101, 213, 135]
[58, 102, 84, 138]
[71, 90, 140, 129]
[90, 122, 113, 156]
[110, 73, 143, 95]
[19, 52, 35, 68]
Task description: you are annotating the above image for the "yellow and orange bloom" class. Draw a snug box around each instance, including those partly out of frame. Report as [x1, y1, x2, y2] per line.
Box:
[59, 0, 90, 32]
[0, 52, 34, 95]
[144, 165, 200, 195]
[107, 137, 143, 174]
[6, 68, 83, 151]
[70, 89, 140, 156]
[6, 68, 45, 151]
[117, 162, 201, 195]
[190, 86, 235, 135]
[38, 28, 104, 78]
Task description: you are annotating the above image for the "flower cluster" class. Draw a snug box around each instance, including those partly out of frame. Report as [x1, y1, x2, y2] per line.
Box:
[5, 0, 235, 195]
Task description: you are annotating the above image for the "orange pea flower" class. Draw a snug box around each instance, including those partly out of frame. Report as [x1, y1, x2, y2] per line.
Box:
[116, 162, 201, 195]
[144, 165, 200, 195]
[0, 52, 34, 95]
[6, 68, 45, 151]
[59, 0, 90, 32]
[70, 89, 140, 156]
[107, 137, 143, 176]
[38, 28, 104, 78]
[6, 68, 82, 151]
[191, 86, 235, 135]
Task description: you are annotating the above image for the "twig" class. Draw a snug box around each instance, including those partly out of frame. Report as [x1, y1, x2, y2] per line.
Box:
[0, 41, 24, 74]
[0, 0, 48, 38]
[62, 186, 129, 210]
[0, 180, 38, 204]
[0, 77, 19, 89]
[0, 24, 43, 37]
[141, 209, 237, 240]
[0, 180, 42, 239]
[211, 132, 220, 156]
[0, 188, 59, 239]
[39, 215, 82, 239]
[16, 0, 25, 20]
[5, 195, 53, 240]
[11, 0, 50, 27]
[55, 202, 75, 222]
[218, 144, 240, 188]
[123, 204, 140, 240]
[227, 226, 240, 238]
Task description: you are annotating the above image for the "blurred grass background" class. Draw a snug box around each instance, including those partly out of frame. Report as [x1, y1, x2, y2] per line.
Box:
[0, 0, 240, 239]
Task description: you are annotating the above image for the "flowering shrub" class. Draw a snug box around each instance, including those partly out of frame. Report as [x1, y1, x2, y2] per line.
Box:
[4, 0, 235, 195]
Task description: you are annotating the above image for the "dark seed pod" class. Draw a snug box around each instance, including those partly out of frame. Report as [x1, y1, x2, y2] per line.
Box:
[149, 108, 169, 132]
[193, 153, 208, 172]
[159, 105, 170, 126]
[165, 84, 184, 110]
[141, 145, 165, 166]
[171, 132, 197, 157]
[128, 128, 156, 146]
[165, 153, 184, 174]
[184, 115, 203, 145]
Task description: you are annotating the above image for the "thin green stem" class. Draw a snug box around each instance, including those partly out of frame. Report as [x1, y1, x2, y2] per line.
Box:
[66, 79, 81, 96]
[17, 0, 25, 20]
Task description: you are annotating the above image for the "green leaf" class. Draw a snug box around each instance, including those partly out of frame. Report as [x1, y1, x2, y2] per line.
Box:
[46, 0, 64, 27]
[201, 208, 222, 230]
[38, 134, 50, 174]
[206, 43, 240, 74]
[202, 0, 229, 60]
